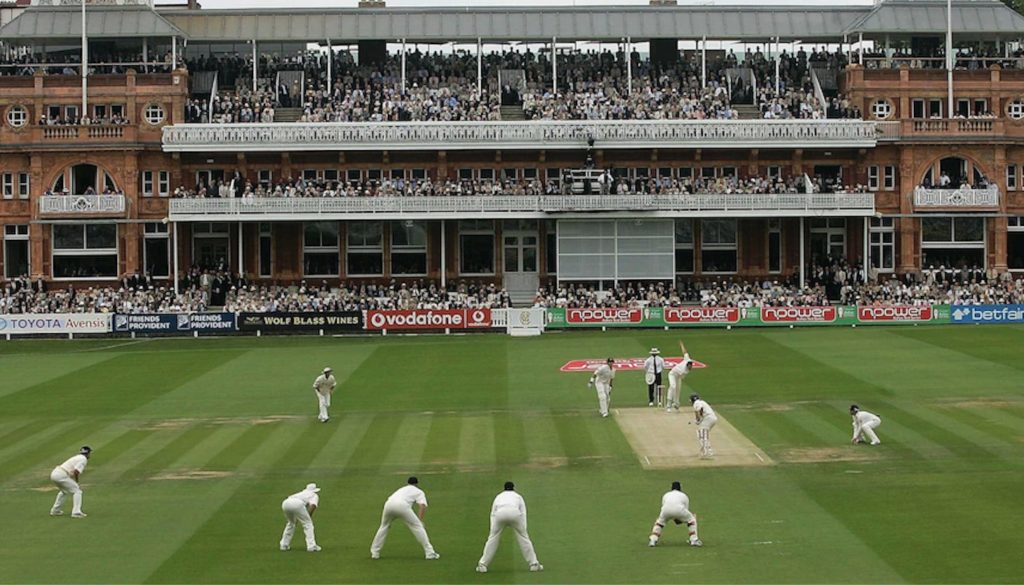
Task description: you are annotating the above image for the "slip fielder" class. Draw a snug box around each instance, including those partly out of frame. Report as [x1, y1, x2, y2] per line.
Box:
[313, 367, 336, 423]
[49, 446, 91, 518]
[279, 483, 322, 552]
[648, 481, 702, 548]
[475, 481, 543, 573]
[850, 404, 882, 445]
[370, 477, 440, 560]
[588, 358, 615, 418]
[690, 393, 717, 459]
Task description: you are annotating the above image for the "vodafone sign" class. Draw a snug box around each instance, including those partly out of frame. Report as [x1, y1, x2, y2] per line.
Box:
[367, 309, 492, 331]
[664, 307, 740, 324]
[565, 308, 643, 324]
[857, 306, 933, 322]
[761, 306, 837, 323]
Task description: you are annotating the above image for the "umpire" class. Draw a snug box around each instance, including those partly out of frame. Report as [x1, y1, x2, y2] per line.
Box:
[643, 348, 666, 406]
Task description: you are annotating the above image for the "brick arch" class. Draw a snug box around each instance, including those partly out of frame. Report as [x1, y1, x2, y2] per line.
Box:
[44, 159, 121, 194]
[914, 153, 991, 187]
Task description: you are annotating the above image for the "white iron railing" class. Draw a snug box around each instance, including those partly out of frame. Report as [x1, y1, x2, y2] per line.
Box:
[913, 186, 1000, 208]
[162, 120, 880, 152]
[39, 195, 127, 214]
[170, 193, 875, 218]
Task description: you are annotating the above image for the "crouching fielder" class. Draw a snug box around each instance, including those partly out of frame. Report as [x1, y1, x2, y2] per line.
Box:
[649, 481, 701, 547]
[50, 446, 91, 518]
[691, 394, 717, 459]
[370, 477, 440, 560]
[476, 482, 543, 573]
[588, 358, 615, 418]
[280, 483, 321, 552]
[850, 404, 882, 445]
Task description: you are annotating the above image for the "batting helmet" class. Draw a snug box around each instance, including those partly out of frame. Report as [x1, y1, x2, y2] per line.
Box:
[689, 394, 700, 404]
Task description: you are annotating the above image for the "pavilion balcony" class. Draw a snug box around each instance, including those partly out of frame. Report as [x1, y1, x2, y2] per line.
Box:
[913, 186, 1000, 210]
[168, 193, 876, 222]
[160, 120, 881, 152]
[876, 119, 1003, 142]
[39, 194, 127, 215]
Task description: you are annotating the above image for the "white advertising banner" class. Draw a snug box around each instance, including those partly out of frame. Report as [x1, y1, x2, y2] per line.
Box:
[0, 313, 111, 335]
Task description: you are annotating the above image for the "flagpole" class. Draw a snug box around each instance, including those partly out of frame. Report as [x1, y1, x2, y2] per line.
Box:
[81, 0, 88, 121]
[946, 0, 953, 118]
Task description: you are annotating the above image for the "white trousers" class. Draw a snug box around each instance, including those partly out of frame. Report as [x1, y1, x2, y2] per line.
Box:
[315, 390, 331, 421]
[280, 497, 317, 550]
[595, 381, 611, 416]
[856, 420, 881, 444]
[697, 414, 717, 457]
[651, 504, 698, 543]
[370, 500, 436, 557]
[667, 371, 685, 408]
[50, 467, 82, 515]
[478, 507, 539, 568]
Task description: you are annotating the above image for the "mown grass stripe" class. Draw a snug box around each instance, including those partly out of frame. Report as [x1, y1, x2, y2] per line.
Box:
[0, 420, 57, 456]
[163, 425, 251, 471]
[0, 420, 103, 482]
[311, 414, 374, 471]
[458, 414, 496, 468]
[552, 412, 598, 464]
[121, 424, 221, 481]
[521, 410, 564, 460]
[271, 417, 353, 477]
[201, 422, 289, 471]
[422, 413, 463, 467]
[875, 400, 993, 460]
[344, 414, 405, 473]
[493, 412, 528, 467]
[936, 406, 1021, 445]
[381, 413, 432, 468]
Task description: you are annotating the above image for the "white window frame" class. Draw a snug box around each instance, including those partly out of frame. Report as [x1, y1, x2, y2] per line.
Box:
[143, 222, 170, 279]
[158, 171, 170, 197]
[459, 220, 496, 276]
[259, 222, 273, 278]
[6, 105, 28, 128]
[141, 170, 154, 197]
[768, 218, 783, 274]
[700, 219, 738, 274]
[4, 224, 30, 279]
[303, 221, 340, 277]
[869, 217, 896, 273]
[674, 219, 695, 275]
[346, 221, 384, 277]
[1007, 165, 1018, 192]
[391, 220, 428, 276]
[51, 223, 119, 281]
[883, 166, 896, 191]
[144, 103, 165, 125]
[1010, 216, 1024, 272]
[18, 172, 29, 199]
[867, 165, 880, 191]
[2, 173, 13, 199]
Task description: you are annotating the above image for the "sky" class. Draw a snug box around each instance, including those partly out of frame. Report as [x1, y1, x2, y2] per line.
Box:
[171, 0, 874, 8]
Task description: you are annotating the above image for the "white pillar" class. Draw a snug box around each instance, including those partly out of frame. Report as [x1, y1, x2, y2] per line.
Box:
[626, 37, 632, 95]
[863, 217, 870, 283]
[440, 219, 447, 288]
[477, 37, 483, 99]
[858, 32, 864, 65]
[799, 217, 805, 289]
[401, 39, 407, 91]
[701, 35, 707, 88]
[774, 36, 780, 94]
[327, 38, 333, 94]
[142, 37, 148, 70]
[252, 39, 257, 93]
[172, 36, 177, 70]
[173, 221, 180, 295]
[552, 37, 558, 93]
[946, 0, 954, 118]
[238, 221, 244, 277]
[81, 0, 88, 119]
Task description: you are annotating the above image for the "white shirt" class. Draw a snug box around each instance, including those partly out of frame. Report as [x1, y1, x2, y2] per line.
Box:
[661, 489, 690, 512]
[387, 484, 428, 508]
[313, 374, 336, 394]
[644, 355, 666, 375]
[286, 488, 320, 508]
[671, 354, 694, 377]
[491, 490, 527, 516]
[853, 410, 881, 434]
[58, 454, 88, 476]
[591, 364, 615, 384]
[692, 398, 715, 419]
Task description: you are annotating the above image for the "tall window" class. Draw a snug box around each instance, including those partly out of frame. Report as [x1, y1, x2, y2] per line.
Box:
[303, 221, 340, 277]
[259, 223, 273, 278]
[921, 217, 985, 268]
[674, 219, 694, 274]
[52, 224, 118, 279]
[869, 217, 895, 273]
[1009, 217, 1024, 271]
[391, 221, 428, 276]
[158, 171, 170, 197]
[867, 166, 880, 191]
[768, 218, 782, 273]
[1008, 166, 1019, 192]
[143, 222, 169, 278]
[700, 219, 737, 273]
[141, 171, 154, 197]
[459, 220, 495, 275]
[883, 166, 896, 191]
[4, 224, 29, 278]
[2, 173, 12, 199]
[18, 172, 29, 199]
[346, 221, 383, 276]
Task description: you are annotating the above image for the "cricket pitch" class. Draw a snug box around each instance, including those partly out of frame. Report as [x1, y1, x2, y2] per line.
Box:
[614, 407, 774, 469]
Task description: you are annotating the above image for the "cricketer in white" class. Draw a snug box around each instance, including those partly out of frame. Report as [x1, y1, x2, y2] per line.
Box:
[49, 446, 91, 518]
[279, 483, 321, 552]
[476, 482, 543, 573]
[666, 342, 695, 412]
[850, 404, 882, 445]
[691, 394, 718, 459]
[649, 481, 702, 547]
[589, 358, 615, 417]
[370, 477, 440, 560]
[313, 367, 337, 422]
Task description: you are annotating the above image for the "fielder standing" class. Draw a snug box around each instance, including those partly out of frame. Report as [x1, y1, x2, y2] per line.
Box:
[588, 358, 615, 418]
[850, 405, 882, 445]
[666, 341, 694, 412]
[690, 393, 717, 459]
[644, 348, 666, 407]
[476, 481, 543, 573]
[49, 446, 91, 518]
[370, 477, 440, 560]
[313, 367, 336, 423]
[648, 481, 702, 547]
[279, 483, 322, 552]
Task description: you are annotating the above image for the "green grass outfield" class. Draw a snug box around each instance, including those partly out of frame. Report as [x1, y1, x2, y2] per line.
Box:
[1, 326, 1023, 584]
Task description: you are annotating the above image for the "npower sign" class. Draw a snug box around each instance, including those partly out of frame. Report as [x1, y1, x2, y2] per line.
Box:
[664, 307, 741, 324]
[857, 306, 933, 322]
[761, 306, 838, 323]
[565, 308, 643, 324]
[366, 309, 492, 330]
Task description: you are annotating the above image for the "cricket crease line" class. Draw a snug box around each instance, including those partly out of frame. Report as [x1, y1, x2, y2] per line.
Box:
[75, 339, 152, 352]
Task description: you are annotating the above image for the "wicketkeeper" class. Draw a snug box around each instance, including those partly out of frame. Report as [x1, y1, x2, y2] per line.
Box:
[649, 481, 702, 547]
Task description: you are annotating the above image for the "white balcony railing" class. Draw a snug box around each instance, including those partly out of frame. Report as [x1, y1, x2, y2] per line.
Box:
[169, 193, 875, 220]
[39, 194, 127, 214]
[161, 120, 880, 152]
[913, 186, 1000, 208]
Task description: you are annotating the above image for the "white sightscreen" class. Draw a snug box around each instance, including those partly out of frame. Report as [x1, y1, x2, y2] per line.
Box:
[557, 219, 675, 281]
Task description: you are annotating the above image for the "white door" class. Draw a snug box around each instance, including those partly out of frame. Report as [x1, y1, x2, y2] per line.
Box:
[503, 232, 539, 294]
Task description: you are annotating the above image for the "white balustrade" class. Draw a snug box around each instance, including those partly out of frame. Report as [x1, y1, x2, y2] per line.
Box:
[39, 195, 127, 214]
[169, 193, 875, 219]
[913, 186, 1000, 208]
[162, 120, 880, 152]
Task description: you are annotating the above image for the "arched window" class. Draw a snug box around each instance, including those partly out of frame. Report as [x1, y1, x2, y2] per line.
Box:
[50, 164, 118, 195]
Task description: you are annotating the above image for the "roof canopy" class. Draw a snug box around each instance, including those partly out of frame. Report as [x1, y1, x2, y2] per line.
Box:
[845, 0, 1024, 37]
[0, 6, 184, 41]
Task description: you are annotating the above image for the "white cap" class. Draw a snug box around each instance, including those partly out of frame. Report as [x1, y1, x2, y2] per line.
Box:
[650, 347, 660, 355]
[306, 483, 321, 493]
[323, 367, 332, 374]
